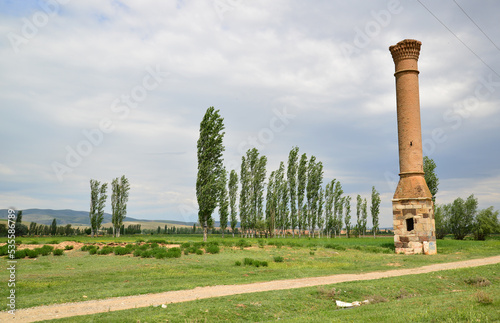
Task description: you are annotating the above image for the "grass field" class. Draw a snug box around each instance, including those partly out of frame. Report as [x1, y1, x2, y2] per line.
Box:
[1, 235, 499, 321]
[43, 263, 500, 322]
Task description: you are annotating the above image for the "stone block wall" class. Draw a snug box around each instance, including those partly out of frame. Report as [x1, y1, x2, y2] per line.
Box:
[392, 197, 437, 255]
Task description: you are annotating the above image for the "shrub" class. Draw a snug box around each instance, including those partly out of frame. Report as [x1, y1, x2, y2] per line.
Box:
[260, 261, 268, 267]
[206, 245, 220, 254]
[147, 239, 167, 244]
[27, 240, 39, 245]
[113, 247, 130, 256]
[195, 249, 203, 255]
[465, 277, 491, 287]
[324, 243, 346, 251]
[88, 246, 98, 255]
[244, 257, 254, 266]
[26, 249, 39, 258]
[309, 251, 315, 256]
[221, 240, 233, 247]
[193, 242, 206, 249]
[475, 291, 493, 304]
[98, 246, 114, 255]
[0, 245, 9, 256]
[14, 249, 27, 259]
[125, 244, 135, 250]
[135, 239, 145, 243]
[153, 248, 168, 259]
[138, 244, 149, 251]
[166, 248, 182, 258]
[274, 242, 283, 249]
[150, 243, 159, 249]
[64, 245, 74, 250]
[235, 260, 242, 266]
[47, 240, 59, 244]
[258, 239, 266, 248]
[183, 249, 189, 255]
[53, 249, 64, 256]
[273, 256, 284, 263]
[181, 242, 191, 249]
[236, 239, 251, 249]
[141, 250, 154, 258]
[208, 241, 219, 246]
[81, 245, 89, 251]
[133, 249, 142, 257]
[36, 245, 53, 256]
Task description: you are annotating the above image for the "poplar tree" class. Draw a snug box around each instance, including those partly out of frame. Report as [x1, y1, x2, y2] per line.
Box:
[371, 186, 381, 238]
[276, 161, 289, 237]
[297, 153, 308, 237]
[266, 170, 277, 236]
[317, 186, 325, 238]
[196, 107, 225, 242]
[287, 146, 299, 237]
[111, 175, 130, 237]
[239, 156, 250, 236]
[228, 170, 238, 237]
[344, 195, 352, 238]
[356, 194, 363, 237]
[333, 181, 343, 237]
[218, 168, 229, 237]
[89, 179, 108, 238]
[423, 156, 439, 204]
[324, 180, 335, 238]
[362, 198, 368, 237]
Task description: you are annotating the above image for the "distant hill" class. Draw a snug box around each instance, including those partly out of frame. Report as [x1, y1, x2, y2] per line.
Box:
[0, 209, 195, 227]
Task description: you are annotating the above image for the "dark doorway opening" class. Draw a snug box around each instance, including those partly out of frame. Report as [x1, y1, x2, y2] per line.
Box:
[406, 218, 414, 231]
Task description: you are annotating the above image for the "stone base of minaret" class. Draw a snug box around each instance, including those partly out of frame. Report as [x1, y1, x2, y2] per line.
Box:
[393, 197, 436, 255]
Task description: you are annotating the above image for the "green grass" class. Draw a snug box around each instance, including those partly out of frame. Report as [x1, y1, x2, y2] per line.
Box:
[0, 236, 498, 311]
[42, 263, 500, 322]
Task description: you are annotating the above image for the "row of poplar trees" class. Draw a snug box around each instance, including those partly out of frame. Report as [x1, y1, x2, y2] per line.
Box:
[89, 175, 130, 237]
[197, 107, 381, 241]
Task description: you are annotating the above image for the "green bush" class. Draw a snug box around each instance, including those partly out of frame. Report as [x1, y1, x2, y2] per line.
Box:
[183, 249, 189, 255]
[14, 249, 27, 259]
[236, 239, 251, 249]
[113, 247, 130, 255]
[27, 240, 39, 245]
[235, 260, 242, 266]
[221, 240, 234, 247]
[166, 248, 182, 258]
[274, 242, 284, 249]
[273, 256, 284, 263]
[195, 249, 203, 255]
[98, 246, 114, 255]
[47, 240, 59, 244]
[258, 239, 266, 248]
[206, 245, 220, 254]
[260, 261, 268, 267]
[150, 243, 159, 249]
[26, 249, 39, 258]
[141, 250, 154, 258]
[64, 245, 74, 250]
[125, 244, 135, 250]
[244, 257, 254, 266]
[147, 239, 167, 244]
[193, 242, 206, 249]
[153, 248, 168, 259]
[138, 244, 149, 251]
[0, 245, 9, 256]
[37, 245, 54, 256]
[53, 249, 64, 256]
[324, 243, 346, 251]
[88, 246, 98, 255]
[181, 242, 191, 249]
[133, 249, 142, 257]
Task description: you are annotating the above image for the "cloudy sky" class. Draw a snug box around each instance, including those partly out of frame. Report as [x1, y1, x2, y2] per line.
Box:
[1, 0, 499, 228]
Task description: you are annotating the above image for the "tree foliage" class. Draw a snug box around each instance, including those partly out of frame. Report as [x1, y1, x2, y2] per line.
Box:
[196, 107, 225, 242]
[370, 186, 381, 237]
[423, 156, 439, 204]
[218, 168, 229, 237]
[228, 169, 238, 237]
[287, 146, 299, 237]
[297, 153, 308, 237]
[472, 206, 500, 240]
[111, 175, 130, 238]
[89, 179, 108, 238]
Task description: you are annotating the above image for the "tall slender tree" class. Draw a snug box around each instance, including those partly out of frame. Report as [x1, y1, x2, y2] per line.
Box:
[266, 170, 277, 236]
[362, 198, 368, 237]
[333, 181, 343, 237]
[228, 170, 238, 237]
[344, 195, 352, 238]
[371, 186, 381, 238]
[218, 168, 229, 237]
[287, 146, 299, 237]
[111, 175, 130, 237]
[317, 186, 325, 238]
[239, 156, 250, 237]
[196, 107, 225, 242]
[297, 153, 308, 237]
[244, 148, 267, 237]
[356, 194, 363, 237]
[89, 179, 108, 238]
[51, 218, 57, 236]
[276, 162, 289, 237]
[324, 180, 335, 238]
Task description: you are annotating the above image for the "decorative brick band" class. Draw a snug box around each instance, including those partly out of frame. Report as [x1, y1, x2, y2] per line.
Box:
[389, 39, 421, 63]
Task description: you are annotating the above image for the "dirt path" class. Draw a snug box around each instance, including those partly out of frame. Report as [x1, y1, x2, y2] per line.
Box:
[3, 255, 500, 322]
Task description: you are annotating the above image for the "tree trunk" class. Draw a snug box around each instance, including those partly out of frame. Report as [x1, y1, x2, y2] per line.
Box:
[113, 227, 116, 238]
[203, 220, 208, 242]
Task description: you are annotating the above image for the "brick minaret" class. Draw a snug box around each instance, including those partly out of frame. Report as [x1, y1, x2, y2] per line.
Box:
[389, 39, 436, 255]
